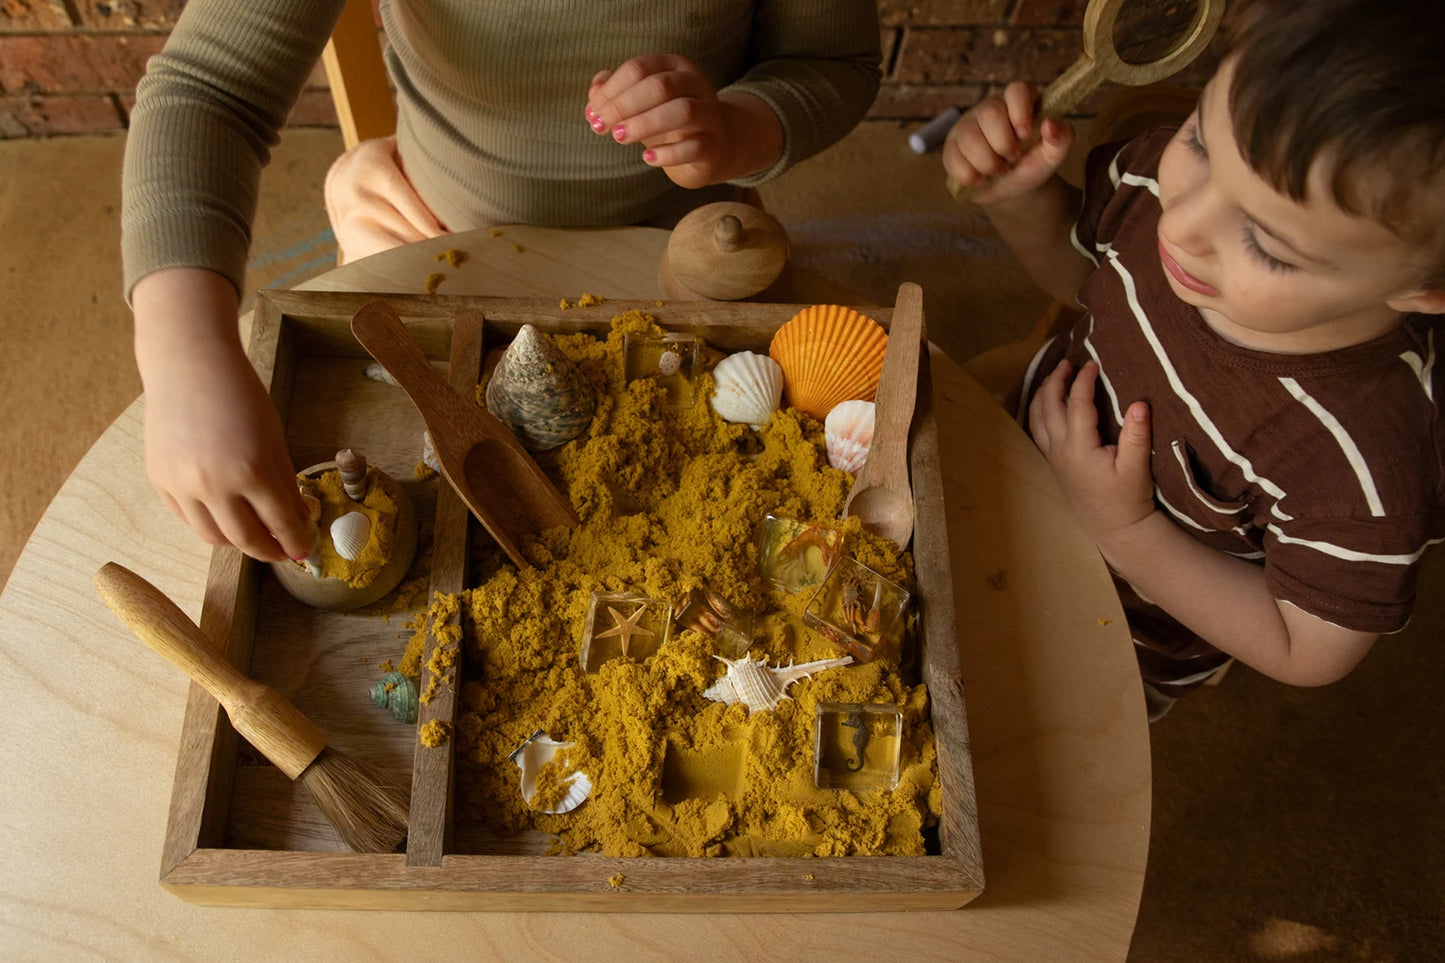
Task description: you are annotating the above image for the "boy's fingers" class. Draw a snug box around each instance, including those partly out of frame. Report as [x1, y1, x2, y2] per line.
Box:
[1001, 81, 1037, 139]
[1116, 401, 1153, 476]
[974, 100, 1022, 161]
[1064, 360, 1102, 446]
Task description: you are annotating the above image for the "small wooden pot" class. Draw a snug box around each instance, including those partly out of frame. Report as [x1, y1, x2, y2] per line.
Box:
[269, 460, 418, 611]
[659, 201, 789, 301]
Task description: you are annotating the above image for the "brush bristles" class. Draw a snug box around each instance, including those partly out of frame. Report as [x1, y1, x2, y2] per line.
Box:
[298, 747, 410, 853]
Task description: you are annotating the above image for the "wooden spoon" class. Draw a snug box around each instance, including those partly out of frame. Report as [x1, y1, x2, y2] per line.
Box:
[843, 282, 924, 550]
[350, 301, 579, 568]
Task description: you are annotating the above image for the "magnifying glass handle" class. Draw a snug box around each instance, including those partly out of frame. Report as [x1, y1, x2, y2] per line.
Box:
[944, 0, 1225, 205]
[944, 55, 1108, 205]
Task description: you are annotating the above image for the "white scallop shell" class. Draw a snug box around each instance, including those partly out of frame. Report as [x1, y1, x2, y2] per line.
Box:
[510, 730, 592, 814]
[330, 511, 372, 561]
[825, 399, 876, 474]
[710, 351, 784, 429]
[702, 653, 852, 714]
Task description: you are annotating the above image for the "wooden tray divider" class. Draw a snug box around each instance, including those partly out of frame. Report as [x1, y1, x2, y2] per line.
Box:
[405, 309, 483, 866]
[909, 344, 985, 883]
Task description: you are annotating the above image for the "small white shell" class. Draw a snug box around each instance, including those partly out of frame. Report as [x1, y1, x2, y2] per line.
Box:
[710, 351, 784, 429]
[658, 349, 682, 377]
[825, 399, 876, 474]
[330, 511, 372, 561]
[510, 730, 592, 814]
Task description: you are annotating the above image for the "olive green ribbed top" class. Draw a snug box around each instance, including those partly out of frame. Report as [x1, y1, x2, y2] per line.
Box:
[121, 0, 882, 299]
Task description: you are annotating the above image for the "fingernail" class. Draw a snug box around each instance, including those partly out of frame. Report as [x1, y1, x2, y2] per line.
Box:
[290, 553, 308, 562]
[585, 106, 596, 120]
[591, 118, 607, 133]
[642, 149, 657, 163]
[612, 125, 626, 142]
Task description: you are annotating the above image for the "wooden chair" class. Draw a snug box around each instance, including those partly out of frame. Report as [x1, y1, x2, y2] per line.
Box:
[322, 0, 395, 150]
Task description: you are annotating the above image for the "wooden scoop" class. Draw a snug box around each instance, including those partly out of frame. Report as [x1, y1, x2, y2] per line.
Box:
[843, 282, 924, 550]
[946, 0, 1225, 203]
[350, 301, 579, 568]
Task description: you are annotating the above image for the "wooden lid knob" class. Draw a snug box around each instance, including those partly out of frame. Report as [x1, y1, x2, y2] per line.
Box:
[664, 201, 788, 301]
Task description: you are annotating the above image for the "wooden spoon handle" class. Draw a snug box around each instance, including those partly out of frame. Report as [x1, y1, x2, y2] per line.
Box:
[93, 562, 328, 779]
[866, 281, 924, 488]
[350, 301, 476, 436]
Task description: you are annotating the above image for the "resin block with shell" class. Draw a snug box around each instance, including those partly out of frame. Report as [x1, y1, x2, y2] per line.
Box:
[485, 323, 596, 450]
[768, 304, 887, 420]
[623, 331, 701, 406]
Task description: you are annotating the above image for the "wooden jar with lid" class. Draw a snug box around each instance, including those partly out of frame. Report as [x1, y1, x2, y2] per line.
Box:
[659, 201, 789, 301]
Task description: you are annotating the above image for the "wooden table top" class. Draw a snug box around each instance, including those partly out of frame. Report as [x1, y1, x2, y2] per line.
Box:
[0, 225, 1150, 959]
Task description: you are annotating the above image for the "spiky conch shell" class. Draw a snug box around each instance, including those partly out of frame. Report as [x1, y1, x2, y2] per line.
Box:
[768, 304, 887, 420]
[710, 350, 784, 429]
[702, 653, 853, 713]
[824, 399, 876, 474]
[485, 324, 596, 450]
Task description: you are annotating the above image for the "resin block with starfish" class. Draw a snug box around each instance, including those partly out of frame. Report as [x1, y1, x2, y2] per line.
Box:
[579, 591, 673, 672]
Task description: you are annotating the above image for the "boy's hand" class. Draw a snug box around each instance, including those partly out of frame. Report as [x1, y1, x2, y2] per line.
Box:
[944, 81, 1075, 206]
[585, 56, 782, 189]
[324, 135, 448, 264]
[1028, 359, 1156, 543]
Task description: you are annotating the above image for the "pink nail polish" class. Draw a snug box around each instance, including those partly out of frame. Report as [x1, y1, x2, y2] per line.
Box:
[642, 149, 656, 163]
[612, 125, 626, 142]
[585, 106, 596, 120]
[591, 118, 607, 133]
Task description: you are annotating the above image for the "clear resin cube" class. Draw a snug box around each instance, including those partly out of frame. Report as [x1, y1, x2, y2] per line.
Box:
[803, 556, 910, 663]
[623, 331, 701, 407]
[580, 591, 671, 671]
[757, 513, 845, 595]
[813, 702, 902, 791]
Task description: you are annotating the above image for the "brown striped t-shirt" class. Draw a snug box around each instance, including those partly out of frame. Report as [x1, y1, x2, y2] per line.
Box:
[1019, 129, 1445, 671]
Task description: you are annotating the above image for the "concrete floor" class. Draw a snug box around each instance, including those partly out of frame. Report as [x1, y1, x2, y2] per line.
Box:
[2, 125, 1441, 959]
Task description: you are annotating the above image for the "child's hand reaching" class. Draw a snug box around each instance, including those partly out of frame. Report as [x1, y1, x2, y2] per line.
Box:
[944, 81, 1075, 206]
[585, 55, 783, 189]
[1028, 359, 1157, 544]
[132, 268, 313, 563]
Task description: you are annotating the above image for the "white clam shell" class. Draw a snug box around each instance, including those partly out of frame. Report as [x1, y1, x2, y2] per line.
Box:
[710, 351, 784, 429]
[702, 653, 852, 714]
[329, 511, 372, 561]
[510, 731, 592, 814]
[825, 399, 876, 474]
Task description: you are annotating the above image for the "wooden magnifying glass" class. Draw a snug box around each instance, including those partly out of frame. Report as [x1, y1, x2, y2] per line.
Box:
[946, 0, 1226, 203]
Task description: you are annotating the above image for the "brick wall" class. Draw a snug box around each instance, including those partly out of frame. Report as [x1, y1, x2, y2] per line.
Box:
[1, 0, 1213, 139]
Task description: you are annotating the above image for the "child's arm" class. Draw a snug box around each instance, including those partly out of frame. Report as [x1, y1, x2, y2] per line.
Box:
[132, 267, 313, 563]
[1031, 360, 1379, 686]
[942, 82, 1096, 307]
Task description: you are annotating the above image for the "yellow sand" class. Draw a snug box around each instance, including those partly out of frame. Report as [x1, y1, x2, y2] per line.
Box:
[402, 311, 937, 857]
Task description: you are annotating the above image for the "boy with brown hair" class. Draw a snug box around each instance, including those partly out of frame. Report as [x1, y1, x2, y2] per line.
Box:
[944, 0, 1445, 718]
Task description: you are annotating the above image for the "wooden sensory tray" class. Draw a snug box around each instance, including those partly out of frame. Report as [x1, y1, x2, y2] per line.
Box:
[158, 288, 983, 911]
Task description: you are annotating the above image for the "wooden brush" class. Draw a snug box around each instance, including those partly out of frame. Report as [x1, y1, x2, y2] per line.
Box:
[93, 562, 410, 854]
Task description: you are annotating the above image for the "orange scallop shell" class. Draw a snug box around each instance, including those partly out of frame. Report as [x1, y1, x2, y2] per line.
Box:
[768, 305, 888, 420]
